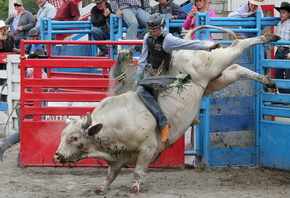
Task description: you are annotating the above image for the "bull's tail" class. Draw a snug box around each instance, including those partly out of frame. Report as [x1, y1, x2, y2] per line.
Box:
[184, 25, 237, 41]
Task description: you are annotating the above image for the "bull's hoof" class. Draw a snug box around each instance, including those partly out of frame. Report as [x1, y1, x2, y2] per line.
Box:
[92, 188, 104, 195]
[192, 119, 200, 125]
[265, 76, 276, 89]
[128, 186, 139, 194]
[264, 34, 281, 42]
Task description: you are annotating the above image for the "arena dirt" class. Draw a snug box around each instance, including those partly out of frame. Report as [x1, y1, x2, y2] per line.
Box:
[0, 143, 290, 198]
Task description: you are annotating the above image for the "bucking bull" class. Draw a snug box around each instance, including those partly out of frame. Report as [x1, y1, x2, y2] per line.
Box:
[53, 26, 280, 194]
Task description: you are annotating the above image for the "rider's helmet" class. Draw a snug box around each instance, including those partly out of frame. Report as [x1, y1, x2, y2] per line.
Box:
[146, 13, 166, 32]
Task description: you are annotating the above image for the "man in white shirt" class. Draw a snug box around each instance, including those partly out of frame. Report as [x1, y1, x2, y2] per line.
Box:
[35, 0, 57, 31]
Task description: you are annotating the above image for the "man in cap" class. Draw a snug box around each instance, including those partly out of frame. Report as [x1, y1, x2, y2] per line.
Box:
[274, 2, 290, 93]
[25, 28, 45, 54]
[52, 0, 80, 21]
[228, 0, 265, 38]
[13, 28, 44, 54]
[90, 0, 113, 57]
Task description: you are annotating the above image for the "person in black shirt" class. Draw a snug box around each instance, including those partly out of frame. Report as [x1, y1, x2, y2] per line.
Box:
[90, 0, 112, 57]
[151, 0, 187, 38]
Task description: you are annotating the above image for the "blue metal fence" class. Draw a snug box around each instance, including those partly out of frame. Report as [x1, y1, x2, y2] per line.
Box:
[194, 12, 290, 170]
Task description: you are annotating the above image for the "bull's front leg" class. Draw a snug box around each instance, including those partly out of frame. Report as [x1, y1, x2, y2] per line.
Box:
[128, 148, 155, 194]
[92, 164, 122, 194]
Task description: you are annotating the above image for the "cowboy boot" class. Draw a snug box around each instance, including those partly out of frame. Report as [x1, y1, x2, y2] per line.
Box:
[160, 123, 169, 143]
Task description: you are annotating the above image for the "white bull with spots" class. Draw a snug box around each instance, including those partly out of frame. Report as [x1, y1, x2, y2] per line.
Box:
[53, 27, 280, 195]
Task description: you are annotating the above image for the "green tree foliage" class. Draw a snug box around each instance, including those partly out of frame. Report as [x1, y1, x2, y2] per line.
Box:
[0, 0, 8, 20]
[0, 0, 39, 21]
[23, 0, 39, 15]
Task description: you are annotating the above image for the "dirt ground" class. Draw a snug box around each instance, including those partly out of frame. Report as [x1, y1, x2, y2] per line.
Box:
[1, 144, 290, 198]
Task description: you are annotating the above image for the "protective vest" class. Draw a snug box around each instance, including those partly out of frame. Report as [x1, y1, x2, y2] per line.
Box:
[146, 32, 171, 70]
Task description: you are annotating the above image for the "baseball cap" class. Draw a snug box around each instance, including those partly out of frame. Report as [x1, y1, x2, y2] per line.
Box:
[28, 28, 39, 36]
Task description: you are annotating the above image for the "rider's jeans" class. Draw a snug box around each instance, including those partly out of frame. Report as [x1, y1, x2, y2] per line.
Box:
[137, 85, 168, 129]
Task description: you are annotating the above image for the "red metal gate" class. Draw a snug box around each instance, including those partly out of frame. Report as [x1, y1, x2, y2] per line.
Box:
[19, 40, 184, 168]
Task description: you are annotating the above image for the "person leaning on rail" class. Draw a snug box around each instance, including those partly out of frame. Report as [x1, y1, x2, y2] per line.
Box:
[227, 0, 265, 39]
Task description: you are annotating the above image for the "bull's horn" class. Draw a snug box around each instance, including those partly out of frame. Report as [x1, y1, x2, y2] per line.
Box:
[185, 25, 237, 41]
[81, 112, 92, 129]
[63, 117, 71, 125]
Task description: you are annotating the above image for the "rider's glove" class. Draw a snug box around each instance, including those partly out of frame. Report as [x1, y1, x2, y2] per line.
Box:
[135, 74, 142, 86]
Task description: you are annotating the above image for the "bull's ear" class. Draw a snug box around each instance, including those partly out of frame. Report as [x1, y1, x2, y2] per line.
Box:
[88, 123, 103, 136]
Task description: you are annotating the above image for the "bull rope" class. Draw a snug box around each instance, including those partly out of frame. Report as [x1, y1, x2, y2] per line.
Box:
[115, 62, 137, 82]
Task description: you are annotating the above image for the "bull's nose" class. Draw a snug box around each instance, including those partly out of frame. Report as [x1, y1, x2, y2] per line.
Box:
[53, 153, 61, 163]
[53, 153, 68, 164]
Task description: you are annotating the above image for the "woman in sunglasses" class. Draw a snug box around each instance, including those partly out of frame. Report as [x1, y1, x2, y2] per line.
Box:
[5, 0, 36, 49]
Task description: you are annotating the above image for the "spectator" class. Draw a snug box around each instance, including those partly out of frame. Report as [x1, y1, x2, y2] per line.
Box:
[90, 0, 112, 57]
[151, 0, 187, 38]
[0, 20, 14, 52]
[35, 0, 57, 31]
[0, 49, 56, 164]
[5, 0, 36, 49]
[183, 0, 215, 40]
[228, 0, 265, 39]
[48, 0, 65, 11]
[52, 0, 80, 21]
[110, 0, 151, 50]
[25, 28, 45, 54]
[274, 2, 290, 94]
[12, 28, 44, 54]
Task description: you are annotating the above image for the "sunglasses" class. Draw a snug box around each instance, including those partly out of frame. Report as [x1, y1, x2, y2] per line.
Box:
[14, 4, 21, 7]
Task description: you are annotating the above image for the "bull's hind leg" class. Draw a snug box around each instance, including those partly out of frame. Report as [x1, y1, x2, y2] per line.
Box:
[203, 64, 276, 96]
[92, 163, 122, 194]
[128, 148, 155, 194]
[230, 34, 280, 52]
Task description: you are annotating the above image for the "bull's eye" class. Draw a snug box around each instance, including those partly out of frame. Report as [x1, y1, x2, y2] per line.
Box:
[70, 136, 78, 142]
